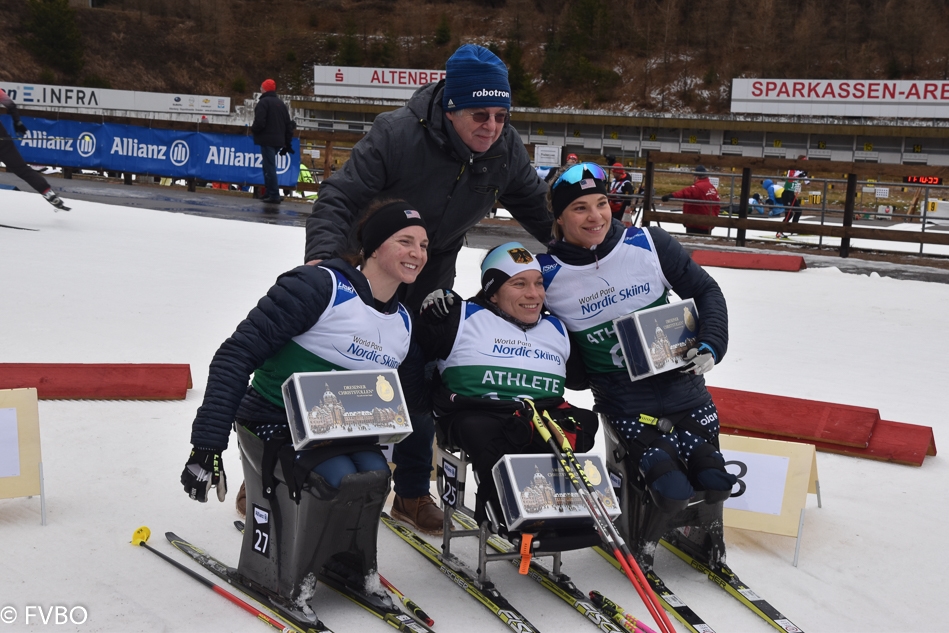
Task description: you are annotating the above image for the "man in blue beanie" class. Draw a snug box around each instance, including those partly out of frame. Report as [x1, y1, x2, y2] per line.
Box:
[291, 44, 551, 536]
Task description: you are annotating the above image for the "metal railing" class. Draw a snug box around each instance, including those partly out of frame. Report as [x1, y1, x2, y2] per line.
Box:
[598, 154, 949, 258]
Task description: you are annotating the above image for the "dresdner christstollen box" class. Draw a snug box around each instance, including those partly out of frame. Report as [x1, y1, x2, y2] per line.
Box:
[491, 453, 621, 532]
[612, 299, 700, 382]
[281, 369, 412, 451]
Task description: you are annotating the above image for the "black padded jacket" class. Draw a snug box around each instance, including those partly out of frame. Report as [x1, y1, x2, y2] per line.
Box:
[251, 91, 294, 148]
[189, 259, 400, 450]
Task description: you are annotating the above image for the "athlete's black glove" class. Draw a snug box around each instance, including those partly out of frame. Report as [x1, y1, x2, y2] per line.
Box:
[420, 288, 456, 320]
[13, 121, 28, 136]
[181, 448, 227, 502]
[661, 194, 671, 202]
[279, 146, 295, 156]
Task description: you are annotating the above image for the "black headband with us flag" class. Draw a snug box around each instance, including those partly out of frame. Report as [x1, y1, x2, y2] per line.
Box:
[360, 201, 427, 259]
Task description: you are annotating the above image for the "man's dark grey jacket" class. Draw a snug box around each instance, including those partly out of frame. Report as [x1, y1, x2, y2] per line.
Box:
[304, 80, 552, 311]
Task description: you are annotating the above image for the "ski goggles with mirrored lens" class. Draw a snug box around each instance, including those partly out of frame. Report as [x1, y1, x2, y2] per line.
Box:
[552, 162, 608, 190]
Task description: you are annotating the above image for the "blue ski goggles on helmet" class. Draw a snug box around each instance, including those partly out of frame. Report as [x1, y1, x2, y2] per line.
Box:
[552, 162, 608, 190]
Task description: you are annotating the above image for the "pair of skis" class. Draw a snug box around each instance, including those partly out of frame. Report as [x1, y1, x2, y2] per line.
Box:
[133, 524, 435, 633]
[448, 508, 653, 633]
[593, 538, 804, 633]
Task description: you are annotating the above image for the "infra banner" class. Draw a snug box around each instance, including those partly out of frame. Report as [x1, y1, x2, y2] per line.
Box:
[1, 115, 300, 186]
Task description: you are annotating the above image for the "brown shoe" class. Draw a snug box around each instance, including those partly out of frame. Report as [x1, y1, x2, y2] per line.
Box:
[236, 482, 246, 520]
[391, 494, 444, 536]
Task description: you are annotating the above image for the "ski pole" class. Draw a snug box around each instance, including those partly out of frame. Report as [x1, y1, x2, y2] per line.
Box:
[379, 574, 434, 626]
[538, 406, 675, 633]
[523, 401, 676, 633]
[131, 526, 292, 632]
[590, 590, 658, 633]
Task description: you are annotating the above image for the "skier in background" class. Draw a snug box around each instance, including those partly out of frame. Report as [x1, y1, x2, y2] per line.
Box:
[0, 88, 69, 210]
[777, 156, 809, 238]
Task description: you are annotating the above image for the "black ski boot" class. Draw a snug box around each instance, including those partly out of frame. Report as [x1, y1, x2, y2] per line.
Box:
[43, 189, 70, 211]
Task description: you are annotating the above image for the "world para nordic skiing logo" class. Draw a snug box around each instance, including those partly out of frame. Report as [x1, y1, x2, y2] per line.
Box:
[77, 132, 96, 158]
[169, 140, 190, 166]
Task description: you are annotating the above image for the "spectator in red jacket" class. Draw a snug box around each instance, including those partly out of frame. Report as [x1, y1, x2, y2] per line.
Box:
[608, 162, 635, 223]
[661, 165, 720, 235]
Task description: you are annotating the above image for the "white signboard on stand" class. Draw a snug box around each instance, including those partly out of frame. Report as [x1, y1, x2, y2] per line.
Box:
[0, 388, 46, 525]
[720, 434, 820, 566]
[534, 145, 562, 167]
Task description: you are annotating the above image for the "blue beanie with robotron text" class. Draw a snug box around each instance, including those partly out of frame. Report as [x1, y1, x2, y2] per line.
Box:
[442, 44, 511, 112]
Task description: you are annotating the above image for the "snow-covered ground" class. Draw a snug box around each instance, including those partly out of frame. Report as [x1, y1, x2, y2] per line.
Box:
[1, 189, 945, 632]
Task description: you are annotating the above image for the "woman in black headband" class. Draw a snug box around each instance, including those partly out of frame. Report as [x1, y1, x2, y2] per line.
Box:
[181, 198, 427, 601]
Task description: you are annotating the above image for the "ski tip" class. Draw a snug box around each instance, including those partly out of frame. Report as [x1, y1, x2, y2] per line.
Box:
[131, 526, 151, 546]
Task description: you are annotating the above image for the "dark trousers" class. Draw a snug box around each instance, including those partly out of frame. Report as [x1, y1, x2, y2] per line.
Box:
[259, 145, 279, 199]
[0, 121, 51, 194]
[392, 410, 436, 498]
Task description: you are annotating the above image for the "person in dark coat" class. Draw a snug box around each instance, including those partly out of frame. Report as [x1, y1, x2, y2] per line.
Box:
[302, 43, 553, 535]
[539, 163, 736, 514]
[251, 78, 295, 204]
[0, 89, 68, 210]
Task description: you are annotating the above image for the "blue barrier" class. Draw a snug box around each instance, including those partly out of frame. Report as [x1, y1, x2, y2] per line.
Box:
[1, 115, 300, 186]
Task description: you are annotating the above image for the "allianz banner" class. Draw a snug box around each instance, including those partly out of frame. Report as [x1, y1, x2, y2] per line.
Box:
[2, 115, 300, 186]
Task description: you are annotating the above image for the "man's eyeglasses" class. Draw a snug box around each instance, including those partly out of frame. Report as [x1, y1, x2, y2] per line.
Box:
[552, 162, 607, 190]
[465, 110, 510, 125]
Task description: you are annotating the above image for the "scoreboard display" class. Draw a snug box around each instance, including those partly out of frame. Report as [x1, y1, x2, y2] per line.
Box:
[903, 175, 943, 185]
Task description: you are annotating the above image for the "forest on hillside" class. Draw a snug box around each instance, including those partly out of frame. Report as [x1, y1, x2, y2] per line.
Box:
[4, 0, 949, 114]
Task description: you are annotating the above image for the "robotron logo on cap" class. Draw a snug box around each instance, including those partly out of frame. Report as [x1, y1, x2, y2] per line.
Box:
[471, 89, 511, 99]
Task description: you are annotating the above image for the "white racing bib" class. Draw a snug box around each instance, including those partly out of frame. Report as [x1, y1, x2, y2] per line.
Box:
[252, 268, 412, 405]
[438, 301, 571, 401]
[539, 228, 671, 374]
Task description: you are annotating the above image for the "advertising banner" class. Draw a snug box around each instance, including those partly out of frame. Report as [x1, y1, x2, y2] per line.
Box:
[732, 78, 949, 118]
[314, 65, 446, 100]
[0, 81, 230, 114]
[1, 115, 299, 186]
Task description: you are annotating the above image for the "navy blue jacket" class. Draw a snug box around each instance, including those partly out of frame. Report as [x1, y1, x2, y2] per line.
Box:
[547, 221, 729, 418]
[190, 259, 400, 450]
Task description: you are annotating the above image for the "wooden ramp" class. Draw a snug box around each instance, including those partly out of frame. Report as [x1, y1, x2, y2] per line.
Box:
[709, 386, 937, 467]
[0, 363, 193, 400]
[691, 250, 806, 272]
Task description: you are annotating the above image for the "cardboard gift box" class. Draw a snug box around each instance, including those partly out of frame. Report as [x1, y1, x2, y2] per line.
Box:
[491, 453, 620, 532]
[612, 299, 700, 382]
[281, 369, 412, 451]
